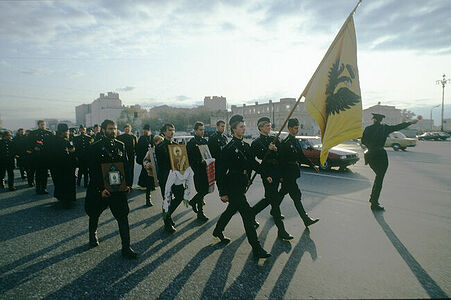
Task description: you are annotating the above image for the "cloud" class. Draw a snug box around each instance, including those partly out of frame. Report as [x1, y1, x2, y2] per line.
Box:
[20, 68, 53, 76]
[116, 86, 136, 92]
[68, 71, 84, 78]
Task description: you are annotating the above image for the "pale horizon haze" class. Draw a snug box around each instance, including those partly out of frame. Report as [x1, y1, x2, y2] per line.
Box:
[1, 0, 450, 129]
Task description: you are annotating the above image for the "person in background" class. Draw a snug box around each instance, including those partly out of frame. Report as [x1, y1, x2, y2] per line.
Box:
[186, 121, 209, 222]
[0, 130, 18, 191]
[117, 124, 137, 190]
[28, 120, 53, 195]
[14, 128, 27, 180]
[73, 125, 93, 187]
[142, 135, 164, 207]
[136, 124, 154, 191]
[207, 120, 227, 160]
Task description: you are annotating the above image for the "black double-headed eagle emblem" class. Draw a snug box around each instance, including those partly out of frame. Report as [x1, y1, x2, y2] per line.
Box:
[325, 58, 360, 116]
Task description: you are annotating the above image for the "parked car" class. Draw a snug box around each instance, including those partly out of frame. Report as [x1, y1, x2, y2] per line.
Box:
[296, 136, 359, 171]
[384, 131, 416, 151]
[438, 132, 451, 140]
[417, 132, 441, 141]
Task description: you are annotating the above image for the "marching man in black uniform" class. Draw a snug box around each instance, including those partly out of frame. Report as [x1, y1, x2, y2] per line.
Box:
[213, 115, 271, 259]
[51, 123, 77, 206]
[186, 121, 209, 222]
[251, 117, 293, 241]
[117, 124, 137, 190]
[136, 124, 154, 204]
[156, 123, 185, 233]
[207, 120, 227, 160]
[73, 125, 93, 187]
[361, 113, 418, 211]
[28, 120, 53, 195]
[84, 119, 137, 259]
[0, 131, 17, 191]
[14, 128, 27, 180]
[278, 118, 320, 228]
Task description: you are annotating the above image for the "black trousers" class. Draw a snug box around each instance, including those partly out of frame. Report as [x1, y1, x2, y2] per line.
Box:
[127, 159, 135, 187]
[167, 184, 185, 217]
[77, 162, 89, 186]
[368, 151, 389, 205]
[0, 162, 14, 188]
[192, 173, 209, 213]
[17, 157, 26, 179]
[253, 178, 287, 233]
[214, 192, 260, 249]
[35, 167, 49, 192]
[278, 177, 309, 222]
[85, 189, 131, 248]
[54, 167, 76, 202]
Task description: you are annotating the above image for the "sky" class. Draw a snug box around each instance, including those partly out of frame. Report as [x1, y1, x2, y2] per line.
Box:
[1, 0, 451, 129]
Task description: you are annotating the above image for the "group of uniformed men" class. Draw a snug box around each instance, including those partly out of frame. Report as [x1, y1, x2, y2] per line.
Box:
[0, 113, 418, 260]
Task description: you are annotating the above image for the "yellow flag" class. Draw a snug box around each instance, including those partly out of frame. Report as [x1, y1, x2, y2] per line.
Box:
[304, 15, 362, 166]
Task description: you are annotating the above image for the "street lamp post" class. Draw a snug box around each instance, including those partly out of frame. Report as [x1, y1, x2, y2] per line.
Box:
[430, 104, 440, 130]
[436, 74, 451, 132]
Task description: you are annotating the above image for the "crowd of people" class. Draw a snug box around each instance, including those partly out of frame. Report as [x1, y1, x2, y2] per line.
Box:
[0, 113, 418, 260]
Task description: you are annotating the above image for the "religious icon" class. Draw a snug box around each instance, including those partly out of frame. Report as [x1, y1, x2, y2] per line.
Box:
[198, 145, 212, 160]
[168, 144, 190, 174]
[101, 162, 127, 192]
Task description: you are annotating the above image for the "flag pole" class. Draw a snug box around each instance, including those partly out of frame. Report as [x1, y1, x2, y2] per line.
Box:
[245, 0, 362, 192]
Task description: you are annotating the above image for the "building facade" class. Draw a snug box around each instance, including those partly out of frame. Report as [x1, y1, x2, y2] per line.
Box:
[210, 98, 320, 137]
[363, 102, 402, 128]
[204, 96, 227, 111]
[76, 92, 123, 127]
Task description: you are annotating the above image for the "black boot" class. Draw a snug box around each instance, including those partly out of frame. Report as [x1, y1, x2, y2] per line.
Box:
[164, 217, 176, 233]
[89, 217, 99, 247]
[188, 199, 198, 213]
[278, 230, 294, 241]
[252, 245, 271, 259]
[371, 203, 385, 211]
[274, 216, 293, 241]
[212, 229, 230, 244]
[118, 217, 138, 259]
[197, 211, 209, 222]
[303, 215, 319, 227]
[76, 177, 81, 187]
[145, 189, 153, 207]
[253, 220, 260, 229]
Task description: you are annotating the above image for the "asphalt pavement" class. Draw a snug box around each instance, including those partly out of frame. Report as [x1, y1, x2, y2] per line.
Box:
[0, 140, 450, 299]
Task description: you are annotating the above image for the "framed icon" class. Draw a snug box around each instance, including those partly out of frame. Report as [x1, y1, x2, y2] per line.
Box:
[101, 162, 127, 192]
[198, 145, 212, 160]
[168, 144, 190, 174]
[149, 147, 159, 187]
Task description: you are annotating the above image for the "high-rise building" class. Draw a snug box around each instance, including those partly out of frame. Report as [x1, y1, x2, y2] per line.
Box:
[204, 96, 227, 111]
[76, 92, 123, 127]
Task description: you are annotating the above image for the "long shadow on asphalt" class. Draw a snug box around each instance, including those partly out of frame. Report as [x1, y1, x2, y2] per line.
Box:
[199, 234, 247, 300]
[372, 211, 448, 299]
[268, 229, 317, 299]
[0, 204, 158, 276]
[0, 196, 88, 242]
[42, 214, 218, 299]
[0, 209, 187, 295]
[157, 241, 230, 299]
[0, 185, 149, 243]
[220, 219, 285, 298]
